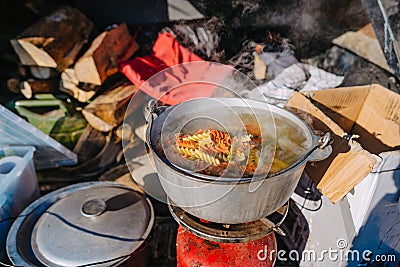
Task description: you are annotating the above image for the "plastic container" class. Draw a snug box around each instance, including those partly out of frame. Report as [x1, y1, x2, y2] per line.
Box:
[0, 146, 40, 262]
[0, 104, 77, 169]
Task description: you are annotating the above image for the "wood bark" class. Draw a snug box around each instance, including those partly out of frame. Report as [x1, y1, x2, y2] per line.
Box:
[74, 23, 137, 85]
[20, 78, 58, 98]
[7, 78, 22, 94]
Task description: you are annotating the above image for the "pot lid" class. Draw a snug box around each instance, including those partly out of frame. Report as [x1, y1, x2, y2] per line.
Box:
[30, 184, 154, 267]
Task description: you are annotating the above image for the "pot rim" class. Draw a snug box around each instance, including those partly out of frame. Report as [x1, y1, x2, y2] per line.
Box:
[147, 97, 320, 184]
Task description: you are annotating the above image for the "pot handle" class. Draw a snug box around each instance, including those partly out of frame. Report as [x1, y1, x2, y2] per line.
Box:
[308, 132, 333, 162]
[145, 100, 168, 121]
[145, 100, 168, 146]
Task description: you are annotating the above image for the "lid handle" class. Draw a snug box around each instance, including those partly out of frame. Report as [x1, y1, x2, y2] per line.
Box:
[81, 199, 107, 217]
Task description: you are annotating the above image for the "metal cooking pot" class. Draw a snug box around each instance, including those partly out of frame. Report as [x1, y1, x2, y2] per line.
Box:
[146, 98, 332, 224]
[6, 182, 154, 267]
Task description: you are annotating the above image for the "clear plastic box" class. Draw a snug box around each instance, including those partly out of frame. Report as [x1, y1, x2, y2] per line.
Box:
[0, 146, 40, 262]
[0, 104, 77, 169]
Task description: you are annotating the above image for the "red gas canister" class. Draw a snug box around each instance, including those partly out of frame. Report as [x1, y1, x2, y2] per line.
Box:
[176, 226, 277, 267]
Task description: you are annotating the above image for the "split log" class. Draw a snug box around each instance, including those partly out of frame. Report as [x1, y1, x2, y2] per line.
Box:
[6, 64, 28, 94]
[118, 37, 140, 62]
[82, 84, 138, 132]
[59, 68, 98, 102]
[7, 78, 22, 94]
[74, 23, 137, 85]
[10, 6, 94, 71]
[20, 79, 58, 98]
[30, 66, 59, 79]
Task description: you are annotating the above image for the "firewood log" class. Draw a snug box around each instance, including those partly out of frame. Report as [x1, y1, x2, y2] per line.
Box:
[82, 84, 138, 132]
[74, 23, 137, 85]
[10, 6, 94, 71]
[59, 68, 98, 102]
[20, 78, 58, 98]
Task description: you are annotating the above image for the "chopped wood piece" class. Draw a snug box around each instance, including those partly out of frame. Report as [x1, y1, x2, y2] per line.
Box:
[59, 68, 98, 102]
[118, 38, 140, 62]
[74, 23, 136, 85]
[20, 79, 58, 98]
[254, 54, 267, 80]
[7, 78, 22, 94]
[30, 66, 59, 79]
[10, 6, 94, 71]
[82, 84, 138, 132]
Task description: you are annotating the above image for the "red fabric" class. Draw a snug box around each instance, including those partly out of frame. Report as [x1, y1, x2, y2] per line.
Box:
[119, 32, 216, 105]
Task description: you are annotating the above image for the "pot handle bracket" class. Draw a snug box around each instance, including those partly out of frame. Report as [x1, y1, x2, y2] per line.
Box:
[145, 100, 168, 146]
[145, 99, 168, 122]
[308, 132, 333, 162]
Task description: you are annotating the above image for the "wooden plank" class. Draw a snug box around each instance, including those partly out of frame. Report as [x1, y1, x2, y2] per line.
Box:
[10, 6, 94, 71]
[358, 23, 376, 39]
[316, 141, 378, 203]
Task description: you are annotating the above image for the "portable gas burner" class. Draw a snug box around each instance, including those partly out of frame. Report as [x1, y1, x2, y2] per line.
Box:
[169, 200, 289, 267]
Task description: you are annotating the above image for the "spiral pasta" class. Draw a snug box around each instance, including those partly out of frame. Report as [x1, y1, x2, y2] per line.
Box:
[210, 130, 230, 144]
[217, 153, 229, 162]
[176, 138, 198, 149]
[192, 149, 221, 166]
[228, 140, 237, 162]
[183, 132, 210, 142]
[209, 130, 229, 140]
[177, 146, 197, 158]
[176, 145, 220, 166]
[209, 130, 231, 154]
[248, 148, 259, 165]
[173, 126, 306, 177]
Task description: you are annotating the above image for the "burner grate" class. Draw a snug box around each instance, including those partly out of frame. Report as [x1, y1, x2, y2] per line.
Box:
[168, 199, 289, 243]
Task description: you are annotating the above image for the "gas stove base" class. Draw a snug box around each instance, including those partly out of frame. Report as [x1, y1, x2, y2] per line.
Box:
[176, 226, 277, 267]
